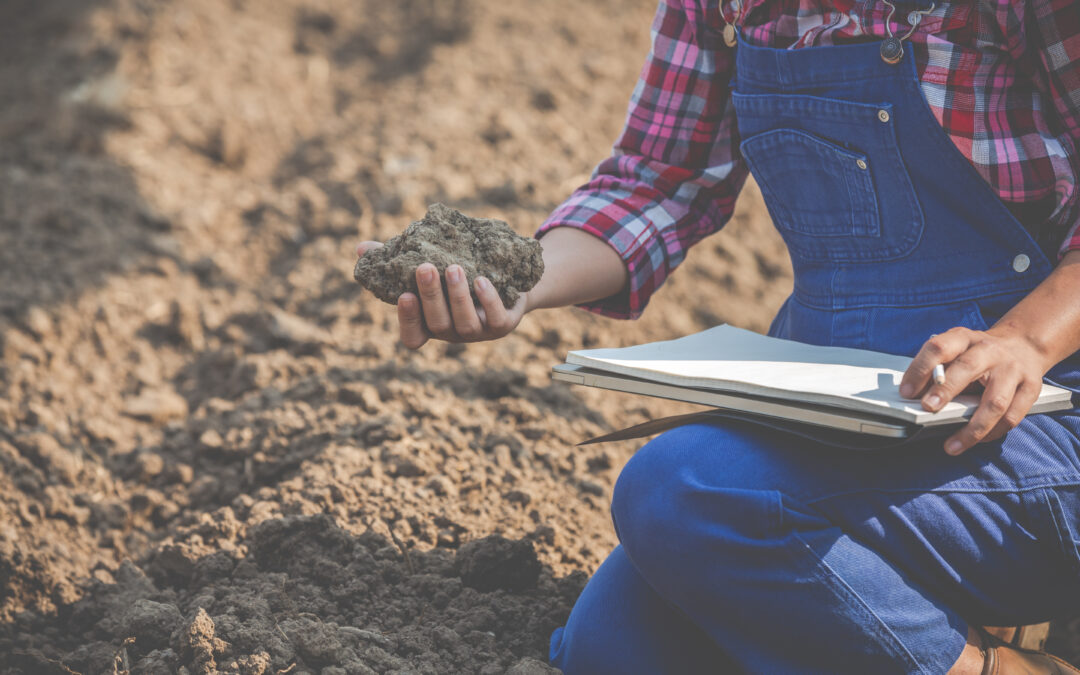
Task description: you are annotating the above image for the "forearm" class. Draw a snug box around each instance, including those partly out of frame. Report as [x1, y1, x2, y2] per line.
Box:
[524, 227, 629, 313]
[989, 249, 1080, 370]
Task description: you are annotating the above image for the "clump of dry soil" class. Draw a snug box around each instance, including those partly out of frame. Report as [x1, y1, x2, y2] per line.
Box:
[355, 204, 544, 308]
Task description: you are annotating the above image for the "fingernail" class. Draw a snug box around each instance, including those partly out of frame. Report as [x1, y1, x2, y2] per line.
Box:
[447, 266, 461, 283]
[925, 394, 941, 409]
[419, 266, 435, 283]
[899, 383, 912, 398]
[945, 440, 963, 454]
[476, 277, 491, 292]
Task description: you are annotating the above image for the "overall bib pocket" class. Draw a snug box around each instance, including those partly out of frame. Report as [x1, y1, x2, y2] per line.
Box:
[740, 129, 879, 238]
[733, 93, 924, 263]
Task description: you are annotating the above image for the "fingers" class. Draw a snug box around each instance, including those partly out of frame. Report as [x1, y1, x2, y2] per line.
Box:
[358, 240, 432, 349]
[475, 276, 511, 335]
[356, 241, 383, 256]
[395, 264, 520, 349]
[901, 326, 1046, 456]
[415, 263, 454, 336]
[446, 265, 483, 339]
[397, 293, 428, 349]
[983, 380, 1041, 443]
[921, 340, 997, 412]
[942, 368, 1021, 454]
[900, 328, 972, 398]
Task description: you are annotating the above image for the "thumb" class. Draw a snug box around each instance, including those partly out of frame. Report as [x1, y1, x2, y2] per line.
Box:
[356, 241, 383, 257]
[508, 291, 530, 322]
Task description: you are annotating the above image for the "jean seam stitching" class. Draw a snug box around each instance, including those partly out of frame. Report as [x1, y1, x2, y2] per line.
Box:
[792, 531, 934, 674]
[803, 479, 1080, 507]
[1043, 489, 1080, 572]
[1046, 490, 1066, 554]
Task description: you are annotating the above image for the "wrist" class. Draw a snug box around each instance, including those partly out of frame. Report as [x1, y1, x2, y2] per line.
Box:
[522, 288, 539, 315]
[986, 321, 1056, 374]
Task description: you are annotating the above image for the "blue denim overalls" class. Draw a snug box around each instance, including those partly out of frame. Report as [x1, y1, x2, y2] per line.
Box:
[550, 33, 1080, 675]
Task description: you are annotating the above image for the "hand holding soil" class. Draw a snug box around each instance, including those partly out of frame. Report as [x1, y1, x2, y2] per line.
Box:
[355, 203, 543, 348]
[354, 203, 543, 307]
[356, 242, 532, 348]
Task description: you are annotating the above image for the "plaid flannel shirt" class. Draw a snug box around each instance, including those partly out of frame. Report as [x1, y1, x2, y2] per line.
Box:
[537, 0, 1080, 319]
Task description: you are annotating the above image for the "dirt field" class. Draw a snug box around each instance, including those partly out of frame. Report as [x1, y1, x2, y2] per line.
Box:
[0, 0, 1076, 673]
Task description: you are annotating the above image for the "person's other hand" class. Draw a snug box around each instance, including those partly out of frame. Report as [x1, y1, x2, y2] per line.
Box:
[899, 326, 1052, 455]
[356, 241, 528, 349]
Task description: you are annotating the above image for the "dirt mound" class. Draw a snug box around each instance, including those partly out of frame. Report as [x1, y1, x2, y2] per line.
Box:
[354, 203, 544, 307]
[3, 515, 576, 673]
[0, 0, 1074, 672]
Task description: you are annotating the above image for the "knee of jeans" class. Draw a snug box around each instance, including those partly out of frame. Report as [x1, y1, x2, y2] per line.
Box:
[548, 627, 571, 671]
[610, 428, 725, 558]
[611, 427, 789, 568]
[550, 629, 629, 675]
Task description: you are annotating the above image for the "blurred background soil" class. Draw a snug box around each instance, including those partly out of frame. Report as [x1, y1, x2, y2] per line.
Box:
[0, 0, 1074, 673]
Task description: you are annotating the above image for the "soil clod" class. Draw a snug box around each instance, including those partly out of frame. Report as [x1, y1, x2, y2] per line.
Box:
[354, 203, 544, 308]
[455, 535, 542, 592]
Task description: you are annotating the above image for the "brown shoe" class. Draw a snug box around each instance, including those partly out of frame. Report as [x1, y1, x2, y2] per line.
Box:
[978, 628, 1080, 675]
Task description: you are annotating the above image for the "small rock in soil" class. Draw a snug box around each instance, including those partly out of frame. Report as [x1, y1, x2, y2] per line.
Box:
[122, 388, 189, 424]
[577, 479, 605, 497]
[455, 535, 541, 592]
[119, 598, 183, 649]
[507, 657, 562, 674]
[267, 308, 332, 348]
[177, 607, 226, 674]
[354, 203, 543, 308]
[22, 306, 53, 339]
[134, 451, 166, 479]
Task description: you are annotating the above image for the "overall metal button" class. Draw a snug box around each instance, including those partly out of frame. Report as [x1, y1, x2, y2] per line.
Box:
[1012, 254, 1031, 273]
[877, 110, 890, 123]
[723, 23, 736, 47]
[880, 37, 904, 64]
[856, 159, 868, 170]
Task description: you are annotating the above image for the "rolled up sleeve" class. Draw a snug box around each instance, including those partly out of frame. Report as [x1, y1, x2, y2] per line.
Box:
[536, 0, 749, 319]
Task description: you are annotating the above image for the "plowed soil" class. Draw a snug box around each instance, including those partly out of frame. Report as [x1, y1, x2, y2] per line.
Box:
[0, 0, 1075, 673]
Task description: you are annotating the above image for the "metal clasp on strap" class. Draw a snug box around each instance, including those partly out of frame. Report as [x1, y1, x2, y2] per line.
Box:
[880, 1, 936, 64]
[719, 0, 748, 47]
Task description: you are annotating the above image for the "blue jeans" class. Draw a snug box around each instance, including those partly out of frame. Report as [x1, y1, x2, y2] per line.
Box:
[551, 418, 1080, 674]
